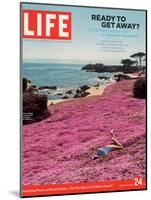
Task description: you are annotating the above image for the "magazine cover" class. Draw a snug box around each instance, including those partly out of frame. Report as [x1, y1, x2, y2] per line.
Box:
[20, 2, 147, 197]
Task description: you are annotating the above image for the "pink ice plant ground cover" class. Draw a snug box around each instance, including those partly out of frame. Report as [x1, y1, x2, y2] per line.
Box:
[23, 80, 146, 185]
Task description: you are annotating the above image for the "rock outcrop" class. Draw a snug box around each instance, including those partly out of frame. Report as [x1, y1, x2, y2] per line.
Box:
[82, 63, 138, 73]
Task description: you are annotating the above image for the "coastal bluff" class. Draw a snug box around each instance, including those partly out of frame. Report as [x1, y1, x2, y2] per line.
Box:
[81, 63, 138, 73]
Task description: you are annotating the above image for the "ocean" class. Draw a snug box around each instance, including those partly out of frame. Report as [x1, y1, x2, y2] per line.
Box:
[22, 62, 118, 100]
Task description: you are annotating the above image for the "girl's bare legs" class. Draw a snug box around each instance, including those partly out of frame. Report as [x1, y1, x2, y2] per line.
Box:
[110, 129, 123, 148]
[111, 137, 123, 148]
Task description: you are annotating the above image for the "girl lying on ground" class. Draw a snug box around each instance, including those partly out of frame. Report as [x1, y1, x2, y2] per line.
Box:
[91, 130, 124, 160]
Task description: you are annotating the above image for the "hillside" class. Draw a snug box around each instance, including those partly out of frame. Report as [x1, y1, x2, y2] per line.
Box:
[23, 80, 146, 185]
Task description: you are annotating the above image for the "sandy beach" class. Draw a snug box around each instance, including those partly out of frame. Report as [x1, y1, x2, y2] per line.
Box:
[48, 80, 116, 105]
[48, 98, 69, 105]
[86, 80, 116, 97]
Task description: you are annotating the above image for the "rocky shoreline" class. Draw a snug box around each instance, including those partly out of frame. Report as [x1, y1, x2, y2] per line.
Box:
[47, 83, 110, 105]
[24, 71, 142, 105]
[23, 76, 111, 101]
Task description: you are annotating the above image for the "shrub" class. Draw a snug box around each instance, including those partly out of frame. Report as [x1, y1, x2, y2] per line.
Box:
[23, 92, 50, 124]
[133, 78, 146, 99]
[23, 78, 28, 92]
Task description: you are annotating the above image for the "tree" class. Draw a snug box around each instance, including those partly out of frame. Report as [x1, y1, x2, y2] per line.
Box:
[130, 52, 146, 67]
[121, 59, 135, 66]
[143, 56, 146, 62]
[130, 53, 138, 66]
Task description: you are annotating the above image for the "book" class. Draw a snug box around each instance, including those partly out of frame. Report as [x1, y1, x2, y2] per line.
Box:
[20, 2, 147, 197]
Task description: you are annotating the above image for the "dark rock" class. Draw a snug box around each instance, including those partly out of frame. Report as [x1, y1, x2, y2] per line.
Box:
[66, 90, 73, 94]
[49, 86, 57, 90]
[73, 94, 81, 98]
[38, 87, 43, 90]
[56, 93, 63, 96]
[114, 74, 131, 82]
[28, 86, 38, 93]
[61, 96, 69, 99]
[39, 86, 57, 90]
[98, 76, 110, 80]
[73, 91, 90, 98]
[80, 92, 90, 97]
[76, 88, 81, 94]
[80, 85, 90, 91]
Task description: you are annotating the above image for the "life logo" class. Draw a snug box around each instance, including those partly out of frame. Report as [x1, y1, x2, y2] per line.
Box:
[22, 10, 72, 40]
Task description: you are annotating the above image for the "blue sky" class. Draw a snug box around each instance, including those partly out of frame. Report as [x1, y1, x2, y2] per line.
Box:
[22, 3, 146, 65]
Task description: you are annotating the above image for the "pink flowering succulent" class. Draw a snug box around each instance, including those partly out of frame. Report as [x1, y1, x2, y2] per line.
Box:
[23, 80, 146, 185]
